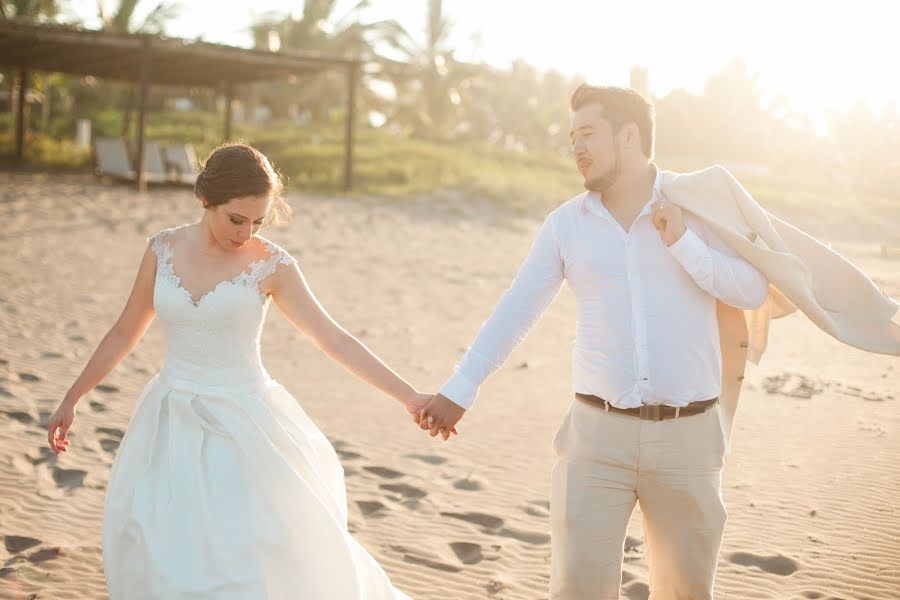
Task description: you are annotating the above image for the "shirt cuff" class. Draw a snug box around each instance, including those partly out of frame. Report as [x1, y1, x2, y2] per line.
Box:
[439, 371, 480, 410]
[665, 227, 709, 268]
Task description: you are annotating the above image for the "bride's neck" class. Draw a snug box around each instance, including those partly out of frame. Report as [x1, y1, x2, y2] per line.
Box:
[196, 213, 225, 254]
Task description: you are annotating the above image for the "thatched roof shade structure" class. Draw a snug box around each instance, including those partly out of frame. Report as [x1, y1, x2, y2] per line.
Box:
[0, 19, 362, 190]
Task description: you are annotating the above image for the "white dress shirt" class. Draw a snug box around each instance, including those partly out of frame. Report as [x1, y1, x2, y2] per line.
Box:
[441, 170, 769, 410]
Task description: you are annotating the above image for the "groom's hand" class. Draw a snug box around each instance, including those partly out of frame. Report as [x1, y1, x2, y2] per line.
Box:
[651, 198, 687, 246]
[404, 393, 459, 437]
[416, 394, 465, 441]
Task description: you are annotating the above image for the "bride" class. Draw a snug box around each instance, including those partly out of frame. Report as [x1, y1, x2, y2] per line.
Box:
[45, 143, 446, 599]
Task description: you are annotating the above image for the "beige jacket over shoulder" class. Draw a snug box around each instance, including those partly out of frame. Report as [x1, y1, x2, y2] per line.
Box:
[659, 166, 900, 447]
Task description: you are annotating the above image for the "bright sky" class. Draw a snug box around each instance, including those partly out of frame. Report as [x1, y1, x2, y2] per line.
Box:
[68, 0, 899, 123]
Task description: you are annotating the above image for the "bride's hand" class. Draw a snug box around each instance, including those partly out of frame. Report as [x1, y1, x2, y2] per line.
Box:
[403, 393, 458, 436]
[403, 392, 433, 416]
[47, 400, 77, 455]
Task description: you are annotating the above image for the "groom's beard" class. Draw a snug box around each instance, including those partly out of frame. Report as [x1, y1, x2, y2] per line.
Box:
[584, 144, 622, 192]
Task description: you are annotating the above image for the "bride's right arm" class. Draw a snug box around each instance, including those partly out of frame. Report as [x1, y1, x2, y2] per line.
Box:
[47, 245, 156, 455]
[66, 242, 159, 403]
[268, 260, 430, 414]
[48, 243, 158, 454]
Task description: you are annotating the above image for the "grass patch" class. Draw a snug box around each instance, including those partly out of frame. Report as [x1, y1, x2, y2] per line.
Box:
[1, 110, 896, 217]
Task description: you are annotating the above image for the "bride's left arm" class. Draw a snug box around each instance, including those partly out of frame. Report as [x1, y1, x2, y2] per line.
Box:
[267, 260, 430, 414]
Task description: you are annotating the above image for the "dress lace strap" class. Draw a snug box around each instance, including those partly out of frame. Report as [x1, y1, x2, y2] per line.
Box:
[244, 240, 295, 286]
[148, 229, 179, 284]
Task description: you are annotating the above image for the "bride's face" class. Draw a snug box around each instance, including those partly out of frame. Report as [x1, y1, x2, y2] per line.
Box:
[204, 194, 274, 250]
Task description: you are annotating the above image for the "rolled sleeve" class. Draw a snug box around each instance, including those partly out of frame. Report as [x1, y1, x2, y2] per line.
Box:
[667, 223, 768, 310]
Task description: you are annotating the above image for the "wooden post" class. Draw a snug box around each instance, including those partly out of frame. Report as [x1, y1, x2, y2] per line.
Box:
[135, 38, 151, 192]
[223, 80, 233, 142]
[343, 63, 358, 192]
[14, 68, 27, 165]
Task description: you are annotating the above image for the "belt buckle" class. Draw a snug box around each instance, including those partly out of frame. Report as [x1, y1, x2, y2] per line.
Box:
[639, 405, 663, 421]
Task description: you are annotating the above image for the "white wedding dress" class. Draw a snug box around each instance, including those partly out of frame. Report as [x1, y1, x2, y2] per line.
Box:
[102, 226, 411, 599]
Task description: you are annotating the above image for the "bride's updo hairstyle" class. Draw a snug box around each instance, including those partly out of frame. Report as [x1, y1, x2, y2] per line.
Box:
[194, 143, 292, 225]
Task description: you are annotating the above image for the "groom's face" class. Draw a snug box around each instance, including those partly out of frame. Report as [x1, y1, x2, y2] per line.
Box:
[569, 103, 621, 192]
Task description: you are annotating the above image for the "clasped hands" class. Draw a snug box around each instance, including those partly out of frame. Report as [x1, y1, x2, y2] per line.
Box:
[404, 393, 465, 442]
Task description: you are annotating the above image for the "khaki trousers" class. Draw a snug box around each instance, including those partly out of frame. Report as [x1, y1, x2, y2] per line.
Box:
[549, 398, 728, 599]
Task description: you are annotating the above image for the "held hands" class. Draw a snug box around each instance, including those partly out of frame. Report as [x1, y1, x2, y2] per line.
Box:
[414, 393, 465, 442]
[47, 399, 77, 456]
[403, 392, 460, 440]
[651, 198, 687, 247]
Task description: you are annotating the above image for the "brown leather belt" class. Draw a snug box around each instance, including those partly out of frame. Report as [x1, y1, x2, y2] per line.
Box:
[575, 393, 718, 421]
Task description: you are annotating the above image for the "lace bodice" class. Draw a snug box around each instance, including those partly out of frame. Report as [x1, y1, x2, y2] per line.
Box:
[149, 225, 295, 394]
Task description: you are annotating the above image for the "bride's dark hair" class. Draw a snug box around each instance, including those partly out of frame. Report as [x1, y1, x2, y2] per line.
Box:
[194, 143, 292, 225]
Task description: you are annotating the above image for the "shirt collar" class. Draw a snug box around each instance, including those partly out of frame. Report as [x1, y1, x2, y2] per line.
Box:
[584, 164, 662, 223]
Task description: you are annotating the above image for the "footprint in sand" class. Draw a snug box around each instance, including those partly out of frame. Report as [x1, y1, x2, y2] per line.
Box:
[523, 500, 550, 518]
[389, 545, 462, 573]
[624, 581, 649, 600]
[440, 512, 504, 530]
[624, 536, 643, 553]
[485, 580, 505, 596]
[356, 500, 387, 517]
[407, 454, 447, 466]
[336, 449, 362, 461]
[497, 527, 550, 545]
[89, 400, 107, 413]
[27, 547, 62, 564]
[362, 466, 404, 479]
[96, 427, 124, 439]
[831, 381, 894, 402]
[2, 410, 34, 425]
[96, 427, 125, 454]
[4, 536, 42, 554]
[453, 477, 483, 491]
[440, 511, 552, 545]
[40, 351, 64, 359]
[69, 334, 86, 343]
[449, 541, 483, 565]
[27, 447, 55, 466]
[728, 552, 799, 576]
[95, 384, 120, 394]
[523, 506, 548, 517]
[762, 373, 822, 399]
[100, 439, 121, 454]
[52, 467, 87, 490]
[801, 592, 823, 599]
[0, 386, 12, 398]
[380, 483, 427, 500]
[18, 372, 41, 383]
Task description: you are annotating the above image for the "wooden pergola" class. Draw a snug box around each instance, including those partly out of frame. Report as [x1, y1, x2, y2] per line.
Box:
[0, 20, 361, 190]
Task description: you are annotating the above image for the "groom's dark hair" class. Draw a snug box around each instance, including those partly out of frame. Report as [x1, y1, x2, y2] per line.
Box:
[570, 84, 655, 159]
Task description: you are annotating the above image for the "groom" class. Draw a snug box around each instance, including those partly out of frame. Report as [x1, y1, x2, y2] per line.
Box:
[416, 84, 769, 598]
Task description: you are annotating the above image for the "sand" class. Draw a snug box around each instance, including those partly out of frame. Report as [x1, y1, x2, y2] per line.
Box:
[1, 171, 898, 599]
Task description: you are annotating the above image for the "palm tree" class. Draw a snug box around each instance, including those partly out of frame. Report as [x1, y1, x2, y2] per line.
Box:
[368, 0, 481, 140]
[96, 0, 180, 137]
[97, 0, 178, 34]
[248, 0, 401, 122]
